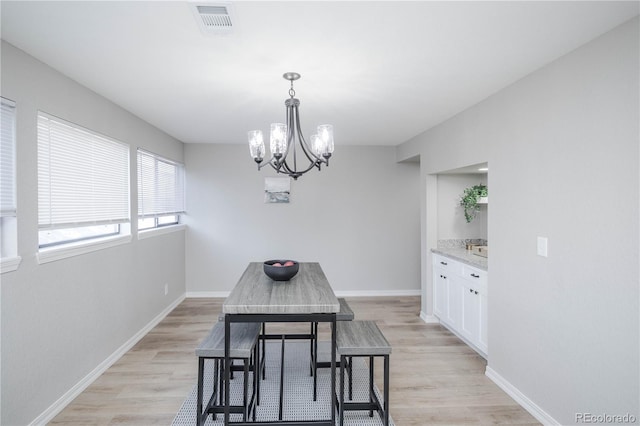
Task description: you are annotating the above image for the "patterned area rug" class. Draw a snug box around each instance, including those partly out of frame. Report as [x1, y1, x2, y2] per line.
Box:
[173, 340, 393, 425]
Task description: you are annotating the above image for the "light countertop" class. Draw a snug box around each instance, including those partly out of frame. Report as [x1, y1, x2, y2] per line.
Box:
[431, 247, 488, 271]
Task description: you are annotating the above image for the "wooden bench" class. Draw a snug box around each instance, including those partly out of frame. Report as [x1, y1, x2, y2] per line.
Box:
[195, 321, 261, 426]
[336, 320, 391, 426]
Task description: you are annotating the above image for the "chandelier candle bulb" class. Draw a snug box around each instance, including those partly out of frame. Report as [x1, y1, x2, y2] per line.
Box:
[270, 123, 287, 157]
[248, 130, 265, 162]
[317, 124, 334, 157]
[311, 134, 322, 157]
[247, 72, 335, 180]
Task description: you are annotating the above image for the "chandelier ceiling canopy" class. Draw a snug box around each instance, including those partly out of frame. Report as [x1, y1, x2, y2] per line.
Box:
[248, 72, 334, 180]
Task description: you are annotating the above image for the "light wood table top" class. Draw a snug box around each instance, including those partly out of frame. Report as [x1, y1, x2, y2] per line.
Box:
[223, 262, 340, 314]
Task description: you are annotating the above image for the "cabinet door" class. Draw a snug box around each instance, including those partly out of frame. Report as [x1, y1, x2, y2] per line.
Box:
[433, 267, 447, 320]
[461, 281, 480, 344]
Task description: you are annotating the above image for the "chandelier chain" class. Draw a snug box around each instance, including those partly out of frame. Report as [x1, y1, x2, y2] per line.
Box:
[289, 80, 296, 98]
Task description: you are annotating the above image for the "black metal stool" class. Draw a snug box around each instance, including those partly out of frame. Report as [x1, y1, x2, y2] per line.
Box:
[336, 320, 391, 426]
[195, 321, 261, 426]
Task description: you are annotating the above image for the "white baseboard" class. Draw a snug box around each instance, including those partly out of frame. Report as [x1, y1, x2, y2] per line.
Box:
[419, 311, 440, 323]
[334, 289, 421, 297]
[186, 291, 230, 298]
[186, 290, 422, 298]
[30, 294, 186, 426]
[485, 366, 559, 426]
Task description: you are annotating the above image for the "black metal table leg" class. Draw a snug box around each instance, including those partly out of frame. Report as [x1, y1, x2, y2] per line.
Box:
[348, 357, 353, 400]
[279, 335, 285, 421]
[339, 355, 345, 426]
[331, 318, 336, 426]
[369, 356, 374, 418]
[197, 357, 204, 426]
[224, 316, 231, 426]
[384, 354, 390, 426]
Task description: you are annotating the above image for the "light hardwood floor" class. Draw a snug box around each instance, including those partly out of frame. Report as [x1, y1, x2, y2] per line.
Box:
[50, 297, 539, 425]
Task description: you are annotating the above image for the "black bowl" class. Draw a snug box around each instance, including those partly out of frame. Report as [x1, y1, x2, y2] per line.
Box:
[263, 260, 299, 281]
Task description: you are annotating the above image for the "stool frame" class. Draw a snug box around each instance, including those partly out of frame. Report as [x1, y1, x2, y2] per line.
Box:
[337, 354, 389, 426]
[196, 323, 261, 426]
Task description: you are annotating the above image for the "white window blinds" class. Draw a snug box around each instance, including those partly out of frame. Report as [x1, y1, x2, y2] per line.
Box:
[37, 113, 130, 229]
[1, 98, 16, 218]
[137, 149, 185, 218]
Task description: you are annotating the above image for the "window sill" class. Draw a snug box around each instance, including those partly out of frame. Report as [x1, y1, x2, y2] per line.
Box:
[138, 224, 186, 240]
[37, 234, 132, 264]
[1, 256, 22, 274]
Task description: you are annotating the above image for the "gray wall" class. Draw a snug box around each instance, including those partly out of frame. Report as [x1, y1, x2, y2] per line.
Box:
[399, 18, 639, 424]
[1, 42, 186, 425]
[184, 144, 421, 295]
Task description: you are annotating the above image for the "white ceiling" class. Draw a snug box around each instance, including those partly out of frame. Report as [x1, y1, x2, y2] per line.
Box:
[1, 1, 638, 146]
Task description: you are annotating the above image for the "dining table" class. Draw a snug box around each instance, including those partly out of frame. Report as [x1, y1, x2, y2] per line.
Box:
[222, 261, 340, 426]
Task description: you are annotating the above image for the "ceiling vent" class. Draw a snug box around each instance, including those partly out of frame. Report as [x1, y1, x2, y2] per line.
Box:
[191, 3, 234, 35]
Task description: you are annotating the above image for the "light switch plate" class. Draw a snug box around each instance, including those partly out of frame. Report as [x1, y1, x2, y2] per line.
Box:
[537, 237, 548, 257]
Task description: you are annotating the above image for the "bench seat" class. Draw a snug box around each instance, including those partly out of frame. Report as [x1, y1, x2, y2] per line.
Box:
[336, 320, 391, 426]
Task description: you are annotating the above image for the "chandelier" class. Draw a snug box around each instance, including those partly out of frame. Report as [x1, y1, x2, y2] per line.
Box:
[248, 72, 334, 180]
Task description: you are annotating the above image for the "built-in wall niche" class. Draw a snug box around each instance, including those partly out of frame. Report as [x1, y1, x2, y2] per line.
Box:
[436, 162, 488, 242]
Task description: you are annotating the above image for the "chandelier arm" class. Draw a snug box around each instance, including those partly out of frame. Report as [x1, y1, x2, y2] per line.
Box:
[268, 161, 284, 173]
[255, 151, 287, 171]
[280, 136, 319, 177]
[292, 104, 326, 165]
[278, 101, 310, 178]
[279, 148, 318, 177]
[282, 152, 318, 176]
[256, 158, 273, 170]
[280, 103, 295, 164]
[292, 131, 322, 171]
[277, 103, 298, 175]
[278, 133, 319, 178]
[278, 103, 328, 178]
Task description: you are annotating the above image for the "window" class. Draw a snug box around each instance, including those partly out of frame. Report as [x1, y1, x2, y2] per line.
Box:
[37, 112, 130, 252]
[1, 97, 18, 268]
[137, 149, 185, 232]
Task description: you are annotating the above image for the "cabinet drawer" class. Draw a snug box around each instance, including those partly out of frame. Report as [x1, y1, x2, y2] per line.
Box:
[462, 264, 487, 283]
[432, 253, 450, 268]
[432, 253, 464, 274]
[461, 277, 487, 296]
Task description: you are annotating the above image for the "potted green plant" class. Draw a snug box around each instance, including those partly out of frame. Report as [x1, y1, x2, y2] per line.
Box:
[459, 184, 488, 223]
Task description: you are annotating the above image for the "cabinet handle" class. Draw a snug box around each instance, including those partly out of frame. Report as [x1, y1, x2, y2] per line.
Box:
[440, 261, 448, 266]
[474, 291, 478, 295]
[471, 273, 480, 278]
[469, 288, 473, 293]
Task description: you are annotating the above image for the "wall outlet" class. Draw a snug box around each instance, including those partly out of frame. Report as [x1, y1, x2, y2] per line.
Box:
[164, 283, 169, 296]
[537, 237, 548, 257]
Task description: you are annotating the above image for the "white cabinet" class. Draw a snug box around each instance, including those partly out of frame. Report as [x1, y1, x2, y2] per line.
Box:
[432, 253, 488, 358]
